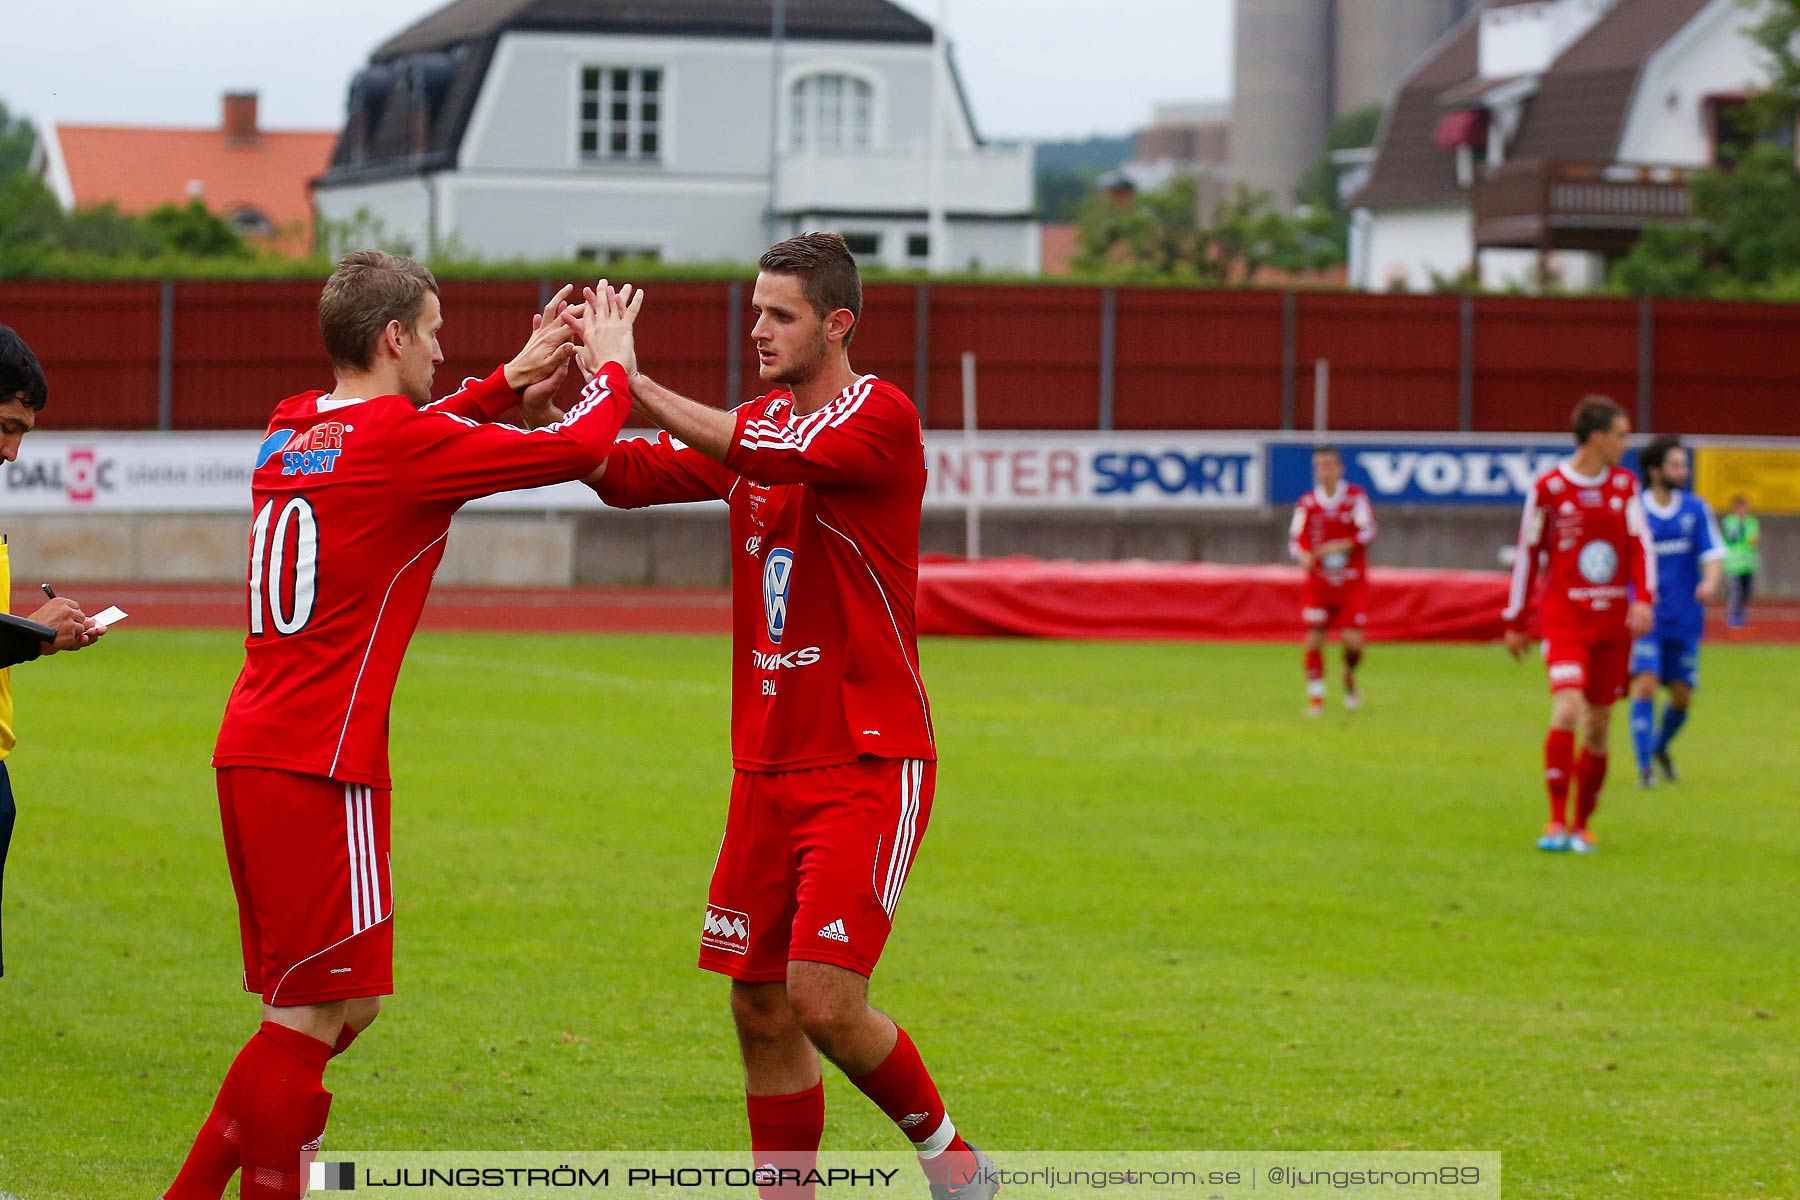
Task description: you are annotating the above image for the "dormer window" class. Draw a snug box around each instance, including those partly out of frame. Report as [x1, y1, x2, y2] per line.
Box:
[790, 73, 874, 151]
[1706, 93, 1795, 166]
[1434, 108, 1490, 188]
[228, 206, 274, 238]
[580, 66, 663, 163]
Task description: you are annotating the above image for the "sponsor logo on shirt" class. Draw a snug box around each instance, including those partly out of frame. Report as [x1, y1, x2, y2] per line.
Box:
[752, 646, 821, 671]
[763, 548, 794, 644]
[1578, 541, 1619, 585]
[280, 422, 350, 477]
[702, 905, 751, 955]
[255, 430, 298, 469]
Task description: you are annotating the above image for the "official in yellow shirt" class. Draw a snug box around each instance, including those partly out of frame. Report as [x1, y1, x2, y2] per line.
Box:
[1, 325, 105, 977]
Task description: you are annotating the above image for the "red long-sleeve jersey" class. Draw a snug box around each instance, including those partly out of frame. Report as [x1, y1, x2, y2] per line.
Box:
[1288, 483, 1377, 587]
[213, 364, 631, 787]
[592, 374, 935, 772]
[1503, 460, 1657, 641]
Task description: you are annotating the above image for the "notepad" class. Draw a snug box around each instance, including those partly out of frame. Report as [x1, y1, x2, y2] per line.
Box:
[90, 606, 129, 629]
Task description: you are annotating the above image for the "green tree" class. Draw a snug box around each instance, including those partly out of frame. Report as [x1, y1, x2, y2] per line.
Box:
[1295, 105, 1384, 214]
[0, 101, 36, 179]
[1611, 0, 1800, 297]
[1074, 176, 1341, 283]
[143, 200, 252, 258]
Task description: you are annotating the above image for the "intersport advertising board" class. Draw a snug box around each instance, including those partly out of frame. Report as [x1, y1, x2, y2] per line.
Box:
[3, 432, 1265, 513]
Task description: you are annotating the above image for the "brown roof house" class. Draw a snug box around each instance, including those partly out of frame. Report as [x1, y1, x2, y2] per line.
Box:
[1350, 0, 1774, 291]
[40, 93, 336, 256]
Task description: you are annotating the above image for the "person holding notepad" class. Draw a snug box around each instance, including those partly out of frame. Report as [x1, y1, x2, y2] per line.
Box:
[0, 325, 107, 979]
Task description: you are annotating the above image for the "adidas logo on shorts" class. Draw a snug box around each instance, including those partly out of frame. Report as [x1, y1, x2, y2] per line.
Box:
[817, 919, 850, 943]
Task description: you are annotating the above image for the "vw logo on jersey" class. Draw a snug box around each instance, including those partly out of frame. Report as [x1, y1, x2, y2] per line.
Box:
[763, 549, 794, 645]
[1578, 540, 1619, 585]
[1322, 550, 1349, 571]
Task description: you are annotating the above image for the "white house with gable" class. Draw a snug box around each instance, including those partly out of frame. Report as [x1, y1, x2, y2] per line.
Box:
[313, 0, 1038, 272]
[1351, 0, 1781, 291]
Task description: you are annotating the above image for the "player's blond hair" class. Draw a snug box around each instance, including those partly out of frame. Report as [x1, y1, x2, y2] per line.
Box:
[759, 233, 862, 348]
[318, 250, 440, 371]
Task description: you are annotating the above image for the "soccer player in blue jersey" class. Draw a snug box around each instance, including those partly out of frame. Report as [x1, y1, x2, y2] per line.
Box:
[1628, 436, 1724, 787]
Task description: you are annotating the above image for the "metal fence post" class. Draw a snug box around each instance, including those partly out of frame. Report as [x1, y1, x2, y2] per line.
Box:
[157, 279, 175, 432]
[913, 284, 931, 425]
[1279, 291, 1298, 432]
[726, 280, 744, 404]
[1637, 295, 1655, 433]
[1459, 292, 1475, 433]
[1097, 287, 1116, 432]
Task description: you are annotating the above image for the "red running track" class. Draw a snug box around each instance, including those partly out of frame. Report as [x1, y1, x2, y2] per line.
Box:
[28, 579, 1800, 643]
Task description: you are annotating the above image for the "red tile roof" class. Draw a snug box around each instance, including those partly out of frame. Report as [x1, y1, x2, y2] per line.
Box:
[53, 123, 337, 255]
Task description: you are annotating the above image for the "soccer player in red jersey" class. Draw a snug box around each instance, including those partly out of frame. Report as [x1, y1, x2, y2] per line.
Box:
[1503, 396, 1656, 855]
[1288, 445, 1377, 715]
[161, 252, 637, 1200]
[558, 235, 994, 1200]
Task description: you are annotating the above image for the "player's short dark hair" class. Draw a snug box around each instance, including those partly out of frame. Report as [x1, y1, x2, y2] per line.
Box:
[1571, 394, 1626, 445]
[759, 232, 862, 348]
[318, 249, 440, 372]
[1639, 434, 1683, 483]
[1312, 444, 1341, 461]
[0, 324, 48, 412]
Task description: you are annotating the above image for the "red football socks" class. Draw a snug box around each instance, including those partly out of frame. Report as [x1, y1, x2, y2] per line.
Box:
[237, 1022, 333, 1200]
[167, 1021, 334, 1200]
[1304, 648, 1324, 683]
[848, 1027, 977, 1187]
[746, 1080, 825, 1200]
[1544, 729, 1575, 827]
[1573, 750, 1607, 830]
[164, 1039, 255, 1200]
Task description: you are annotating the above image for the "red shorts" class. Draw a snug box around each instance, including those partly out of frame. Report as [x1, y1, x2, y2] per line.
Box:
[1543, 636, 1631, 705]
[700, 756, 935, 982]
[218, 767, 394, 1006]
[1302, 578, 1368, 630]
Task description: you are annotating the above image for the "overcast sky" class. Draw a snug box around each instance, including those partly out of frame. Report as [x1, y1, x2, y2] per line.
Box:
[4, 0, 1232, 143]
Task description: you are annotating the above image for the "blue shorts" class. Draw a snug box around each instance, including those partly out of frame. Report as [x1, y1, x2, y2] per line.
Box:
[1630, 634, 1700, 689]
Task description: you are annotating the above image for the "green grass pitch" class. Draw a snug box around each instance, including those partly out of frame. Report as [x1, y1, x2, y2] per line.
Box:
[0, 632, 1793, 1198]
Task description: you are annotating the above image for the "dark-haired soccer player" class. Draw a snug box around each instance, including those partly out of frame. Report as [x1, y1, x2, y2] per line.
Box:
[561, 235, 995, 1200]
[162, 253, 636, 1200]
[1289, 445, 1377, 715]
[1504, 396, 1655, 854]
[1627, 436, 1723, 787]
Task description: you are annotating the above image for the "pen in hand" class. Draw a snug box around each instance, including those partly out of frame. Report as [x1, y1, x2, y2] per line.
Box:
[41, 583, 55, 600]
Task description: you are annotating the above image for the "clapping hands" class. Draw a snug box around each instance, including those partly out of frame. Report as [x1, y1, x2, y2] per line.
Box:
[561, 280, 645, 381]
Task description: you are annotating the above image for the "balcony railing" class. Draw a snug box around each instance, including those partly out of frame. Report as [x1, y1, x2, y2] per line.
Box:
[774, 143, 1035, 217]
[1472, 160, 1695, 253]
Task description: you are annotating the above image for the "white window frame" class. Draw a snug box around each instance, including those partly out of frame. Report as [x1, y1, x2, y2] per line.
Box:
[569, 229, 671, 263]
[781, 62, 885, 152]
[575, 61, 671, 166]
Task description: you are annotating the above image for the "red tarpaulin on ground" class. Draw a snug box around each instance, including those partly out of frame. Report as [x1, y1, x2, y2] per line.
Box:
[916, 558, 1512, 642]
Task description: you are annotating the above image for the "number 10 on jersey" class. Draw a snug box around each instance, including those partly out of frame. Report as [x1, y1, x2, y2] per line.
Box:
[249, 495, 318, 636]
